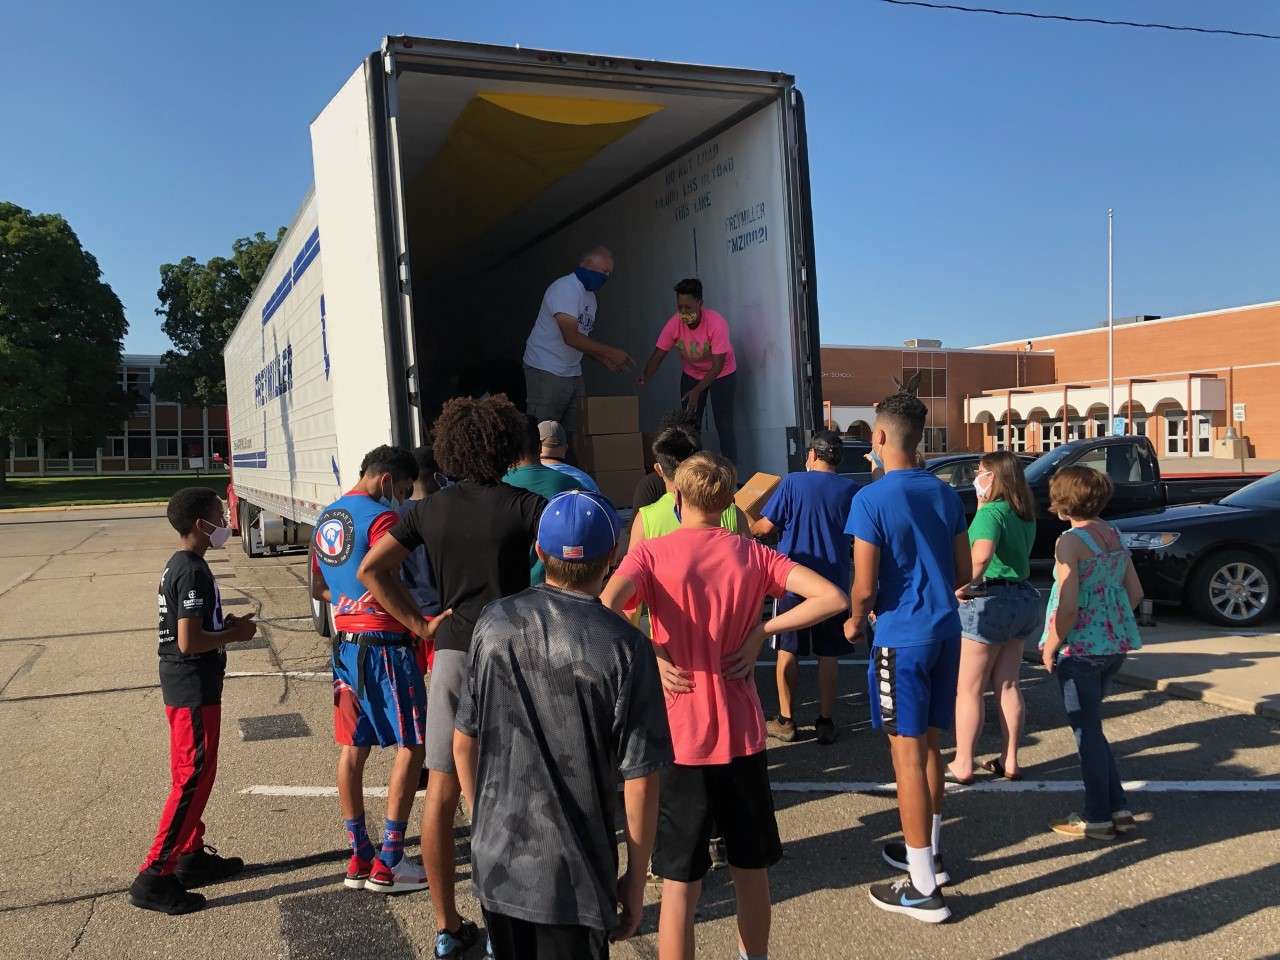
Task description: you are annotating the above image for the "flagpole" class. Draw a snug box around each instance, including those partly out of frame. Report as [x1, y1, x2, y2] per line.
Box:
[1108, 208, 1114, 432]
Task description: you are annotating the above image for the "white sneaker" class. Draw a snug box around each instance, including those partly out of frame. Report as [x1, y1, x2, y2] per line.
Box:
[366, 855, 428, 894]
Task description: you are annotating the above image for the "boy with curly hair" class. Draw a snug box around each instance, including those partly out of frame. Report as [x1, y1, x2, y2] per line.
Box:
[360, 394, 546, 958]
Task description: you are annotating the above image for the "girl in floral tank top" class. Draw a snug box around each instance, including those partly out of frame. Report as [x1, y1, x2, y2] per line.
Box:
[1040, 467, 1145, 841]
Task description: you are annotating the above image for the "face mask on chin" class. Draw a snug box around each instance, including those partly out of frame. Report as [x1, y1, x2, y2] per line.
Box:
[198, 519, 231, 550]
[679, 309, 699, 328]
[974, 472, 994, 501]
[574, 266, 609, 292]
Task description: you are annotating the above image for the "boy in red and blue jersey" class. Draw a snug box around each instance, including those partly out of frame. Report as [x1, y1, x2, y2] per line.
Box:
[311, 445, 450, 895]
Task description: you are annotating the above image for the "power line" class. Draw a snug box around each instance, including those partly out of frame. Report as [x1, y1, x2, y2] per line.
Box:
[877, 0, 1280, 41]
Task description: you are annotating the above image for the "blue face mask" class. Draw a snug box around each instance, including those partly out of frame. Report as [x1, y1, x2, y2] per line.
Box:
[574, 266, 609, 292]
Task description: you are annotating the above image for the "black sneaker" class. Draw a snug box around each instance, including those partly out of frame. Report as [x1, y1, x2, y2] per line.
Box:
[708, 836, 728, 870]
[174, 845, 245, 887]
[868, 876, 950, 923]
[434, 919, 479, 958]
[881, 840, 950, 886]
[815, 716, 838, 745]
[128, 872, 206, 915]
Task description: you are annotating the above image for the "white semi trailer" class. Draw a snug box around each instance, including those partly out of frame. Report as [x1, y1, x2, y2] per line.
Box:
[222, 36, 825, 634]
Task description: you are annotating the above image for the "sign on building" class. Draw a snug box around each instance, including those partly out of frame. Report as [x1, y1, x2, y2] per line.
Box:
[1233, 402, 1246, 422]
[1111, 416, 1127, 437]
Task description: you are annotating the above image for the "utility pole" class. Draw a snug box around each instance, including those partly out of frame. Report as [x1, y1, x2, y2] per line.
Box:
[1107, 208, 1114, 432]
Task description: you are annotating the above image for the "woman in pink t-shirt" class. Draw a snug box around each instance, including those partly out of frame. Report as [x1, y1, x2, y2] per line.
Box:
[637, 278, 738, 462]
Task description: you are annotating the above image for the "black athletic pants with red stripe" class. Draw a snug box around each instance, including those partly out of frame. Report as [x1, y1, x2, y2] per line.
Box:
[139, 705, 221, 875]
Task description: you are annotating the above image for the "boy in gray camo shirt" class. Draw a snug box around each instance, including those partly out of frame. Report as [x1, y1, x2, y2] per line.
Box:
[454, 490, 672, 959]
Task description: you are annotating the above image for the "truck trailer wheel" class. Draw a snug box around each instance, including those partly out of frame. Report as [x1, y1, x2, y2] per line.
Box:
[307, 546, 333, 638]
[240, 502, 267, 559]
[1189, 550, 1277, 628]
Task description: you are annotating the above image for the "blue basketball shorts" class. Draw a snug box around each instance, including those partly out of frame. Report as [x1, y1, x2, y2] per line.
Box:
[867, 637, 961, 738]
[332, 633, 426, 748]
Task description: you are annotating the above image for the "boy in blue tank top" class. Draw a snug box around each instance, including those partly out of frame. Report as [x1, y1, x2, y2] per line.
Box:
[845, 393, 971, 924]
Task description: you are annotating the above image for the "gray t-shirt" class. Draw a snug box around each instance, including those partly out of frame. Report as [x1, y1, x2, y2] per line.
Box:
[456, 584, 672, 930]
[522, 273, 597, 378]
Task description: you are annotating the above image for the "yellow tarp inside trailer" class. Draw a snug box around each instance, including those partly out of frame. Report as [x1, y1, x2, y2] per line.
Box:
[409, 93, 663, 265]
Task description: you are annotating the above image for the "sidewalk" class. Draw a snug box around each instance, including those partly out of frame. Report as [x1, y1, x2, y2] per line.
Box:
[1158, 456, 1280, 475]
[1025, 614, 1280, 720]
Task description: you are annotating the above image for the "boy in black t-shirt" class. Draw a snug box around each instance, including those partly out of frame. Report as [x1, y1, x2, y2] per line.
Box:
[360, 395, 544, 958]
[129, 488, 256, 915]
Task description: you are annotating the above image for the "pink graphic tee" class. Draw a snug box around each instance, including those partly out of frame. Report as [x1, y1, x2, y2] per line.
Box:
[656, 307, 737, 380]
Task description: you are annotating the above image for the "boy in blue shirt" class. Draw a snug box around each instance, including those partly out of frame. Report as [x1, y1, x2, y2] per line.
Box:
[752, 430, 860, 745]
[845, 392, 971, 923]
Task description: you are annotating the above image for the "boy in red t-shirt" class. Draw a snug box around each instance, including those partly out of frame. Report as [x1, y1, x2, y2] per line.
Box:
[603, 453, 846, 960]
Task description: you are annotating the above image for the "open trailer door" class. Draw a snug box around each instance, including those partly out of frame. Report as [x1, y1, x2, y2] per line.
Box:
[309, 53, 415, 480]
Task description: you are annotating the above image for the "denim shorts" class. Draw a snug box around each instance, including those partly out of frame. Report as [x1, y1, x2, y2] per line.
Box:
[958, 580, 1044, 645]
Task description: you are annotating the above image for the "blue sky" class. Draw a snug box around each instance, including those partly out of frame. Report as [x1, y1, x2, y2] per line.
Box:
[2, 1, 1277, 355]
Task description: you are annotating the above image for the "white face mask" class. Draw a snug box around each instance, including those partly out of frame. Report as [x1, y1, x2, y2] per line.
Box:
[974, 471, 993, 501]
[198, 519, 232, 549]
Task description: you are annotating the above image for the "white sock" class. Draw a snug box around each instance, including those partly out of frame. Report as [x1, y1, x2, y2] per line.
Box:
[906, 844, 937, 896]
[931, 814, 943, 856]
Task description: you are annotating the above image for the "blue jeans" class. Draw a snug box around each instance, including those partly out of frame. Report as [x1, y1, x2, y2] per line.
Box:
[1056, 653, 1127, 823]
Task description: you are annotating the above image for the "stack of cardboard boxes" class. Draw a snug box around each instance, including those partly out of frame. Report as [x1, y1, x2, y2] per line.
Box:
[579, 396, 646, 507]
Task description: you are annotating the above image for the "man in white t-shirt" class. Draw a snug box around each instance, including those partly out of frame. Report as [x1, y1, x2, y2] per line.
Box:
[522, 247, 634, 444]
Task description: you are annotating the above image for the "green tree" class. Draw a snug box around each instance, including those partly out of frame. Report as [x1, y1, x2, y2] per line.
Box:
[0, 202, 130, 489]
[152, 228, 285, 406]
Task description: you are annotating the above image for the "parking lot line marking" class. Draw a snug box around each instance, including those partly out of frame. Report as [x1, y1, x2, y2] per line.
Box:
[756, 658, 868, 667]
[242, 779, 1280, 799]
[227, 670, 331, 678]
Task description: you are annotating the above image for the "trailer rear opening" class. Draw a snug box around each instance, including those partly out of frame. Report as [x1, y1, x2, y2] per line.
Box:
[385, 43, 819, 475]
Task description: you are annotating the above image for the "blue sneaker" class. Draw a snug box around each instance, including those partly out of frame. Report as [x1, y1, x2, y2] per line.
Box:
[434, 920, 479, 958]
[868, 876, 950, 923]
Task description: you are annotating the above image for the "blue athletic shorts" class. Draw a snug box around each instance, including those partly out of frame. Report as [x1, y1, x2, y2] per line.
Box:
[868, 638, 961, 737]
[332, 633, 426, 748]
[771, 593, 854, 658]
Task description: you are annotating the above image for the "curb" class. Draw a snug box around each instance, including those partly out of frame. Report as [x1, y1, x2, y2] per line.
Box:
[1022, 648, 1278, 721]
[0, 500, 170, 515]
[1111, 671, 1280, 721]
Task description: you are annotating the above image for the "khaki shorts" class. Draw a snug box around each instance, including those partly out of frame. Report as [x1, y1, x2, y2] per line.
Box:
[523, 365, 584, 435]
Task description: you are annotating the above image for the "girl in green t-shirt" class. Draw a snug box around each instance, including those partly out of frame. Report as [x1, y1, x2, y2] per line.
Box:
[948, 451, 1042, 784]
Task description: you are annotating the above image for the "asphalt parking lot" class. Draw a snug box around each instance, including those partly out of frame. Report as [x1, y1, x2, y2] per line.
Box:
[1, 506, 1278, 960]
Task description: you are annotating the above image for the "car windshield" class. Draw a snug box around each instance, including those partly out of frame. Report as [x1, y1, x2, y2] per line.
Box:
[1221, 472, 1280, 509]
[1024, 445, 1077, 484]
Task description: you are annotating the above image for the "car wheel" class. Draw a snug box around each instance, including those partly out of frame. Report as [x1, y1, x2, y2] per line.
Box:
[1189, 550, 1277, 628]
[307, 546, 332, 638]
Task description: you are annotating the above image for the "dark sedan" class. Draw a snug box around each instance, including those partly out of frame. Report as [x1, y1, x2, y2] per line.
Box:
[1115, 472, 1280, 627]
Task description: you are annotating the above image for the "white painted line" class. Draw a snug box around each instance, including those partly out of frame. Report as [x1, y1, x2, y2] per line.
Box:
[756, 658, 868, 667]
[775, 779, 1280, 794]
[242, 780, 1280, 799]
[241, 785, 427, 798]
[226, 670, 330, 679]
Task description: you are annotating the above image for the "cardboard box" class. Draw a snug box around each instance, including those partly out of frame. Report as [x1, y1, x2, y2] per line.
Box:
[641, 430, 658, 467]
[582, 395, 639, 436]
[579, 432, 644, 474]
[734, 472, 782, 518]
[594, 468, 646, 508]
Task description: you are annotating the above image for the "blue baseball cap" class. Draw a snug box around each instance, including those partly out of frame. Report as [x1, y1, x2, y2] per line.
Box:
[537, 490, 621, 562]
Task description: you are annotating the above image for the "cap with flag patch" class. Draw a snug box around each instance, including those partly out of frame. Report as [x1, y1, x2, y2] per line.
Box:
[537, 490, 620, 563]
